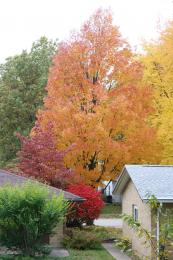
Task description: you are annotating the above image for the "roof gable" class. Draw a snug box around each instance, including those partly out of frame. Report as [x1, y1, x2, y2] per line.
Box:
[113, 165, 173, 203]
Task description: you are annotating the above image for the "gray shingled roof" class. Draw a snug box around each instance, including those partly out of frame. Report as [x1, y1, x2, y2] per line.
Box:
[113, 165, 173, 203]
[0, 169, 84, 202]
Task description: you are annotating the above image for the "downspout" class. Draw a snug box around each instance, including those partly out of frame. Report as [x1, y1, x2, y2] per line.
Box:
[156, 203, 162, 260]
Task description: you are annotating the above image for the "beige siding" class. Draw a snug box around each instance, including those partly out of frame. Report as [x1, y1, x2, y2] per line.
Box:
[122, 180, 152, 259]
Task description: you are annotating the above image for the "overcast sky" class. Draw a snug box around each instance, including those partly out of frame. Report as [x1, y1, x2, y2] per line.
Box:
[0, 0, 173, 62]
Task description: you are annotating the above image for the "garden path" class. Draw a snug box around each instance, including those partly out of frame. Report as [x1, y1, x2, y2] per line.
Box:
[94, 218, 122, 228]
[102, 243, 131, 260]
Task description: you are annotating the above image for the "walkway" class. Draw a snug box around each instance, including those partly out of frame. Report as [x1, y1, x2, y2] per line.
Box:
[102, 243, 131, 260]
[94, 218, 122, 228]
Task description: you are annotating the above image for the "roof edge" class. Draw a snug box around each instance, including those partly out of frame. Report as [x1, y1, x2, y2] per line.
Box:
[143, 198, 173, 203]
[0, 169, 85, 202]
[112, 166, 130, 195]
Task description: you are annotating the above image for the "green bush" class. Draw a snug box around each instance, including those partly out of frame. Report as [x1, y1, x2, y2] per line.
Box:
[84, 226, 122, 241]
[0, 182, 68, 256]
[62, 228, 101, 250]
[114, 237, 132, 255]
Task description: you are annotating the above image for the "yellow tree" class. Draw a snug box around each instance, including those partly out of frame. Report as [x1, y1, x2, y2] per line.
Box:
[34, 9, 160, 187]
[142, 21, 173, 163]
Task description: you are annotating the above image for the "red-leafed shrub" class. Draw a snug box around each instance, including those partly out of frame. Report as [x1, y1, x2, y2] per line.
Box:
[17, 126, 75, 189]
[67, 183, 104, 226]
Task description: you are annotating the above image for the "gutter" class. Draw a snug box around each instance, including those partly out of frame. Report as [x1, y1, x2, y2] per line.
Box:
[143, 198, 173, 203]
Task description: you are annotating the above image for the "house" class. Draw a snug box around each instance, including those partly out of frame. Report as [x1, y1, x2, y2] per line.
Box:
[0, 169, 84, 247]
[113, 165, 173, 259]
[102, 180, 121, 203]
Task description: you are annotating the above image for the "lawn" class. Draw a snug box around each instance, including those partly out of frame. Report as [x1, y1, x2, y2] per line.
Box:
[100, 203, 122, 218]
[59, 247, 115, 260]
[0, 247, 115, 260]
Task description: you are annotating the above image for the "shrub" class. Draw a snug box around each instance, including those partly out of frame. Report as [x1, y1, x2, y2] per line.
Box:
[85, 226, 122, 241]
[62, 228, 101, 250]
[0, 182, 68, 256]
[114, 237, 141, 259]
[67, 183, 104, 227]
[114, 237, 132, 253]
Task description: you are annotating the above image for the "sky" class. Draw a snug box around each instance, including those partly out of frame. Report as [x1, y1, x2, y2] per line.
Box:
[0, 0, 173, 62]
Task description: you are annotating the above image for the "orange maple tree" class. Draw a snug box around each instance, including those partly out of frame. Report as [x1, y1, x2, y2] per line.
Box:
[34, 9, 160, 187]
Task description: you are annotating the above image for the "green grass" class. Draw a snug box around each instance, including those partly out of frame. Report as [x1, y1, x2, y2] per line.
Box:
[100, 204, 122, 218]
[61, 247, 115, 260]
[0, 247, 115, 260]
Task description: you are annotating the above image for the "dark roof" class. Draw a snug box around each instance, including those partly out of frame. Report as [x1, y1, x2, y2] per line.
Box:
[113, 165, 173, 203]
[104, 180, 117, 190]
[0, 169, 84, 202]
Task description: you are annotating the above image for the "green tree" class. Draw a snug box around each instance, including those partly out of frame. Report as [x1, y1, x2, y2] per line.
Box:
[0, 182, 68, 256]
[0, 37, 57, 166]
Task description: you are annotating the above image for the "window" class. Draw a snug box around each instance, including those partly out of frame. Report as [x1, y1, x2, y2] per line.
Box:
[132, 205, 138, 222]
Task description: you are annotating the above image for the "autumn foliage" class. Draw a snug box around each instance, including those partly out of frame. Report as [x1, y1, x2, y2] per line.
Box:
[141, 21, 173, 164]
[67, 183, 104, 226]
[17, 126, 75, 189]
[33, 9, 160, 187]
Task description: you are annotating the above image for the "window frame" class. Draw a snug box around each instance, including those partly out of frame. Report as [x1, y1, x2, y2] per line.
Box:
[132, 204, 139, 222]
